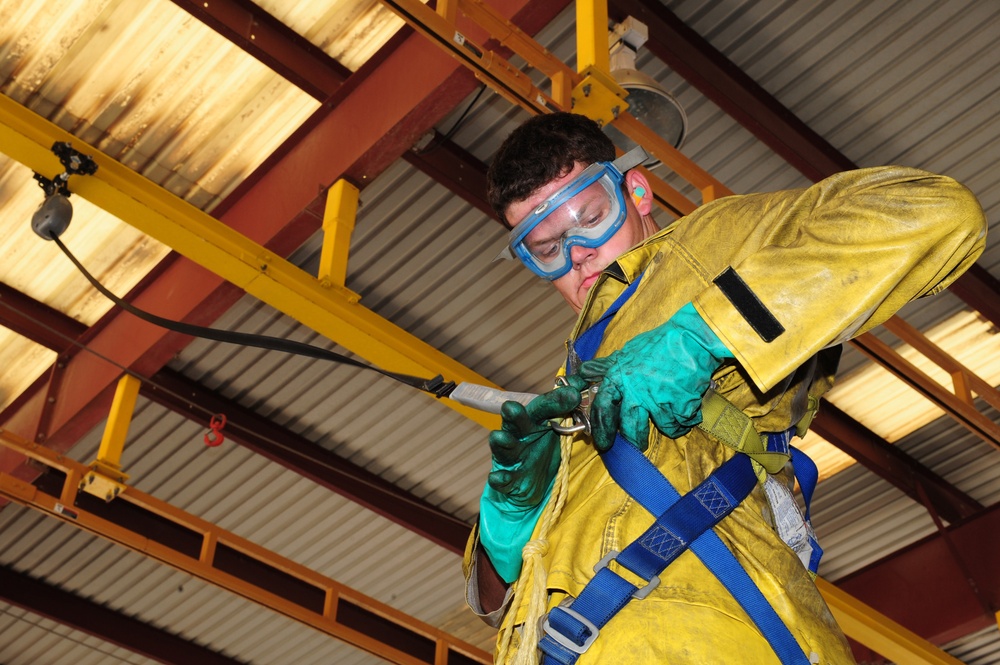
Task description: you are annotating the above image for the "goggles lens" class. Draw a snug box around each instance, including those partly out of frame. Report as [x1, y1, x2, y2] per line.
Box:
[505, 162, 626, 280]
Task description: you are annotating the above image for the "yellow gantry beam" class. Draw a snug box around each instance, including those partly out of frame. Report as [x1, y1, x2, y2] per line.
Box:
[0, 93, 500, 432]
[575, 0, 610, 74]
[0, 428, 491, 665]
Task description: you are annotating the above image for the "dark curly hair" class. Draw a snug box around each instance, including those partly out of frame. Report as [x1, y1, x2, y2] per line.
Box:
[487, 113, 616, 227]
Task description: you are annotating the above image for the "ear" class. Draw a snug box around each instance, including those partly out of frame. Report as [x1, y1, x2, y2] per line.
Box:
[625, 170, 652, 216]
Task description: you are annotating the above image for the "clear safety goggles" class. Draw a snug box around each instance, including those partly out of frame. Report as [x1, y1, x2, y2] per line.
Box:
[497, 146, 648, 280]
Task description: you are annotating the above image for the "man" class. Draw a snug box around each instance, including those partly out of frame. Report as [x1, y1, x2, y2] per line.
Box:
[465, 112, 986, 664]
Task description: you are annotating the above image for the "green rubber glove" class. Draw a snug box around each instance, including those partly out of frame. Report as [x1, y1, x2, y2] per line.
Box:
[581, 302, 733, 452]
[479, 375, 587, 583]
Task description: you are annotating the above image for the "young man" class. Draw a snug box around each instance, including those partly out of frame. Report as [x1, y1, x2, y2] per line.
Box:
[466, 112, 986, 664]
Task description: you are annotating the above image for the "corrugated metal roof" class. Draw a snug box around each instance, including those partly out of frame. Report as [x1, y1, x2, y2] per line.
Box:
[945, 624, 1000, 665]
[0, 0, 318, 411]
[257, 0, 410, 71]
[0, 0, 998, 663]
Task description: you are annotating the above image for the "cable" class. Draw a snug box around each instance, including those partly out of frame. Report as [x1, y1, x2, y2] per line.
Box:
[412, 84, 487, 155]
[440, 84, 487, 144]
[49, 235, 455, 398]
[0, 291, 468, 524]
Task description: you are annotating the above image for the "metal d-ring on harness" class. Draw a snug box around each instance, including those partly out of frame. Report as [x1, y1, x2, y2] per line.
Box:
[549, 375, 598, 436]
[538, 271, 814, 665]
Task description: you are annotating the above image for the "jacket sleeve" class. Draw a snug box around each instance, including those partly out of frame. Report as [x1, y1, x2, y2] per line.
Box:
[690, 166, 987, 391]
[463, 523, 514, 627]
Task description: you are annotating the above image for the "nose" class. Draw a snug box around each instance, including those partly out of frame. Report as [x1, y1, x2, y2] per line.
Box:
[569, 243, 597, 268]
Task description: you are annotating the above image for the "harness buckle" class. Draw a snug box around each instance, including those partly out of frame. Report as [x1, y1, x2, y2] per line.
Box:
[542, 604, 600, 655]
[593, 550, 661, 600]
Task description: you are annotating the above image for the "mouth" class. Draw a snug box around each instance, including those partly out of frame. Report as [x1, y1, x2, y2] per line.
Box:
[581, 272, 601, 291]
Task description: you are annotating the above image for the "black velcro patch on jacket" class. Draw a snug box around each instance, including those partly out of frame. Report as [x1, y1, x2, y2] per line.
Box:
[713, 267, 785, 342]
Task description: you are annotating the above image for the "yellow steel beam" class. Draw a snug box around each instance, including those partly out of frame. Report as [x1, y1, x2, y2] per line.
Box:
[816, 578, 964, 665]
[572, 0, 632, 127]
[319, 179, 360, 290]
[0, 94, 500, 432]
[0, 427, 491, 665]
[82, 373, 141, 502]
[575, 0, 610, 74]
[95, 373, 141, 471]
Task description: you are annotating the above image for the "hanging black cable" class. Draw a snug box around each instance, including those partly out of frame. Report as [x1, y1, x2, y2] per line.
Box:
[412, 84, 487, 155]
[49, 235, 456, 398]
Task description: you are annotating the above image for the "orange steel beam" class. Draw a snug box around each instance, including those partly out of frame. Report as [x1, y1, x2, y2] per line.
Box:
[0, 427, 490, 665]
[852, 329, 1000, 450]
[380, 0, 718, 218]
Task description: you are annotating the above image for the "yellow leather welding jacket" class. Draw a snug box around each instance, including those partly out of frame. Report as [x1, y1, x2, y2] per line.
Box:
[467, 166, 986, 663]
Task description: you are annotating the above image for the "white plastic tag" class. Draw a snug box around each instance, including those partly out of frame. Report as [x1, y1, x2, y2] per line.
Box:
[763, 475, 818, 572]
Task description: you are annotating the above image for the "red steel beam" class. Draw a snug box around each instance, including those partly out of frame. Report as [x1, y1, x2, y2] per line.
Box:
[948, 263, 1000, 331]
[169, 0, 352, 100]
[0, 282, 86, 350]
[835, 502, 1000, 646]
[403, 130, 494, 219]
[174, 0, 502, 222]
[0, 566, 244, 665]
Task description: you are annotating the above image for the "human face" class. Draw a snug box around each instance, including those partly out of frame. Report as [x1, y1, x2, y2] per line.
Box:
[505, 163, 655, 312]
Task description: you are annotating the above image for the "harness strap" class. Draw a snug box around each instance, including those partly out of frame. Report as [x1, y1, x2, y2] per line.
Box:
[700, 390, 792, 482]
[549, 277, 814, 663]
[539, 450, 757, 663]
[539, 435, 811, 665]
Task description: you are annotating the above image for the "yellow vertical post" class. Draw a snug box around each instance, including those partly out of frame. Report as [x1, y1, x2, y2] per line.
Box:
[576, 0, 610, 74]
[319, 179, 360, 289]
[437, 0, 458, 23]
[572, 0, 629, 126]
[550, 70, 572, 109]
[83, 373, 140, 501]
[96, 373, 141, 471]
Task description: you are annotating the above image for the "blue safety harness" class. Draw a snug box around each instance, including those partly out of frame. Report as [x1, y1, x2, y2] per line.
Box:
[538, 274, 815, 664]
